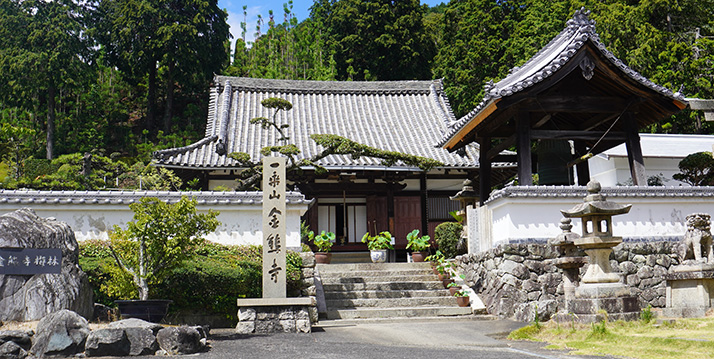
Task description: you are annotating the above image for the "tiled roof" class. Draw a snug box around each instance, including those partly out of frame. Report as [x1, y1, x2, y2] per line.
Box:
[439, 8, 687, 147]
[154, 77, 493, 170]
[0, 190, 312, 205]
[485, 185, 714, 205]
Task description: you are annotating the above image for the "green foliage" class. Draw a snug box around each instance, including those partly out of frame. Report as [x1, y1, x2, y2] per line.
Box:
[453, 289, 469, 297]
[508, 323, 543, 341]
[406, 229, 431, 252]
[311, 231, 335, 252]
[312, 0, 434, 81]
[434, 222, 463, 259]
[673, 152, 714, 186]
[641, 305, 654, 324]
[80, 240, 305, 323]
[590, 319, 609, 339]
[108, 197, 220, 300]
[361, 231, 395, 250]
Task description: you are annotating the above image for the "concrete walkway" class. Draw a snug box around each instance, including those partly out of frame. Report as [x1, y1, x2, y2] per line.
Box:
[186, 317, 620, 359]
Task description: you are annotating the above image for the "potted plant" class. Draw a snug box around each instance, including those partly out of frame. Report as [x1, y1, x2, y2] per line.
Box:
[454, 289, 470, 307]
[425, 250, 445, 274]
[361, 231, 394, 263]
[406, 229, 431, 262]
[309, 230, 335, 264]
[108, 197, 220, 322]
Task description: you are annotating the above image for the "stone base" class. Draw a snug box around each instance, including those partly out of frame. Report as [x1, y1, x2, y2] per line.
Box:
[236, 298, 316, 334]
[558, 283, 640, 323]
[664, 266, 714, 318]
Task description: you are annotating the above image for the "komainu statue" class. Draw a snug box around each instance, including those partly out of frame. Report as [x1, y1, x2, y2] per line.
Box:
[683, 213, 713, 262]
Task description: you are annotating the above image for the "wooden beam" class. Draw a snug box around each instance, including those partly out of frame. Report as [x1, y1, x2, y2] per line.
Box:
[479, 137, 492, 205]
[444, 100, 500, 151]
[533, 114, 552, 128]
[420, 173, 428, 235]
[516, 112, 533, 186]
[528, 96, 628, 113]
[623, 112, 647, 185]
[486, 134, 516, 160]
[579, 113, 619, 131]
[530, 130, 626, 141]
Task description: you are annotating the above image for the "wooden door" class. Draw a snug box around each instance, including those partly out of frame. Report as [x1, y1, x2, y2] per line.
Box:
[366, 195, 388, 236]
[394, 196, 422, 247]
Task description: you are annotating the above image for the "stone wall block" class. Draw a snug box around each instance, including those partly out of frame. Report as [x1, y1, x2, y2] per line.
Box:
[300, 252, 315, 268]
[655, 254, 672, 268]
[632, 254, 647, 264]
[504, 254, 524, 263]
[653, 266, 668, 278]
[308, 307, 318, 324]
[527, 291, 540, 301]
[296, 308, 309, 320]
[301, 285, 317, 297]
[620, 261, 637, 274]
[637, 266, 654, 279]
[626, 274, 641, 287]
[302, 268, 315, 279]
[522, 279, 540, 293]
[278, 309, 295, 320]
[236, 321, 255, 334]
[639, 278, 662, 289]
[523, 260, 544, 273]
[256, 311, 276, 321]
[610, 260, 621, 273]
[255, 321, 278, 333]
[296, 320, 311, 333]
[238, 308, 256, 322]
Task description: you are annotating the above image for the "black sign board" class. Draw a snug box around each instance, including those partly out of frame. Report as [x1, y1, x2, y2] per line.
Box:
[0, 248, 62, 275]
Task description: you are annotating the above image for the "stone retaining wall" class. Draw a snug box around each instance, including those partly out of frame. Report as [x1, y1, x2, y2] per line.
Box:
[456, 241, 683, 321]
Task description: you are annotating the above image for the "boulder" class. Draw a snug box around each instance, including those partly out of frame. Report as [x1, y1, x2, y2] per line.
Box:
[107, 319, 163, 356]
[30, 309, 90, 358]
[0, 330, 33, 350]
[156, 326, 203, 355]
[92, 303, 118, 323]
[0, 209, 93, 321]
[84, 328, 130, 357]
[0, 341, 28, 359]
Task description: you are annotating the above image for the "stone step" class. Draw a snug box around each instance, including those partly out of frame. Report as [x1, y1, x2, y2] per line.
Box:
[320, 274, 438, 284]
[322, 281, 446, 292]
[317, 269, 435, 278]
[324, 289, 451, 300]
[317, 262, 432, 273]
[324, 306, 473, 320]
[326, 296, 458, 309]
[329, 252, 372, 264]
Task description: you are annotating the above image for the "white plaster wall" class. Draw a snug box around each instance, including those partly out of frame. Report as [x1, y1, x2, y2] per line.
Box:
[478, 193, 712, 249]
[589, 156, 690, 187]
[0, 195, 309, 248]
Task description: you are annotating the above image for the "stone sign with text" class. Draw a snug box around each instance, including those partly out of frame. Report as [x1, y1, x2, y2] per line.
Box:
[0, 248, 62, 275]
[262, 157, 286, 298]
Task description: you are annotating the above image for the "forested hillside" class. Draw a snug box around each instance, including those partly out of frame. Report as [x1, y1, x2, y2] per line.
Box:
[0, 0, 712, 190]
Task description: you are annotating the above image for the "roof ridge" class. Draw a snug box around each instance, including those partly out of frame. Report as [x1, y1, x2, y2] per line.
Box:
[213, 76, 435, 95]
[153, 135, 219, 161]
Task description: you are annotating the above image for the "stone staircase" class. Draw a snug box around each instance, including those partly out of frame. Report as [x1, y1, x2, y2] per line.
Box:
[317, 262, 473, 320]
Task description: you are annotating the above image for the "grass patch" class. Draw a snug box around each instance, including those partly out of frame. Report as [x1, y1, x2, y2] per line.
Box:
[510, 318, 714, 359]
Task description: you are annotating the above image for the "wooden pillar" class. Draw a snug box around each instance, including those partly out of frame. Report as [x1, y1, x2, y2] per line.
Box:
[479, 137, 492, 205]
[419, 172, 428, 236]
[387, 185, 395, 234]
[575, 142, 591, 185]
[623, 112, 647, 185]
[516, 112, 533, 186]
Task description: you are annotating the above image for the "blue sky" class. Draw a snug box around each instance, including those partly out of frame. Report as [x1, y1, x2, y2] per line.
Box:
[218, 0, 445, 50]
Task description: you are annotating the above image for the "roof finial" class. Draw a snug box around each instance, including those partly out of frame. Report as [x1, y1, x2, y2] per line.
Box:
[567, 7, 595, 31]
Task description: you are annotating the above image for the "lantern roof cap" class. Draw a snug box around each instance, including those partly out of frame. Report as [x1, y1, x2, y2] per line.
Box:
[561, 180, 631, 217]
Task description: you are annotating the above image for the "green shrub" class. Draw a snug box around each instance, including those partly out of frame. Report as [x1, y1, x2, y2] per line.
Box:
[434, 222, 463, 259]
[79, 240, 305, 324]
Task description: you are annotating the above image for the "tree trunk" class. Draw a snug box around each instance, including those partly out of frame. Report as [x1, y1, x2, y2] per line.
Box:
[162, 61, 174, 133]
[46, 82, 56, 160]
[146, 61, 157, 131]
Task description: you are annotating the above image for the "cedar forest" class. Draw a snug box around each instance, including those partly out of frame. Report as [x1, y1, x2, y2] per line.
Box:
[1, 0, 713, 190]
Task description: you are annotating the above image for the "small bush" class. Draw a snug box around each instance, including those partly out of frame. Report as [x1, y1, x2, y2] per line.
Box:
[79, 241, 305, 324]
[434, 222, 463, 259]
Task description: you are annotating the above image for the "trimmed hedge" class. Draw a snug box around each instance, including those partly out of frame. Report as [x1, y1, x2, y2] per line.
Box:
[434, 222, 463, 259]
[78, 240, 304, 324]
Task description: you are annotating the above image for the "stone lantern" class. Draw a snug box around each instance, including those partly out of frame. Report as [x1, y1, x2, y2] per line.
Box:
[450, 179, 478, 209]
[561, 180, 631, 284]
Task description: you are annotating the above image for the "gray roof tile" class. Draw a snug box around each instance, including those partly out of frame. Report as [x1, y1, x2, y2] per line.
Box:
[154, 77, 492, 170]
